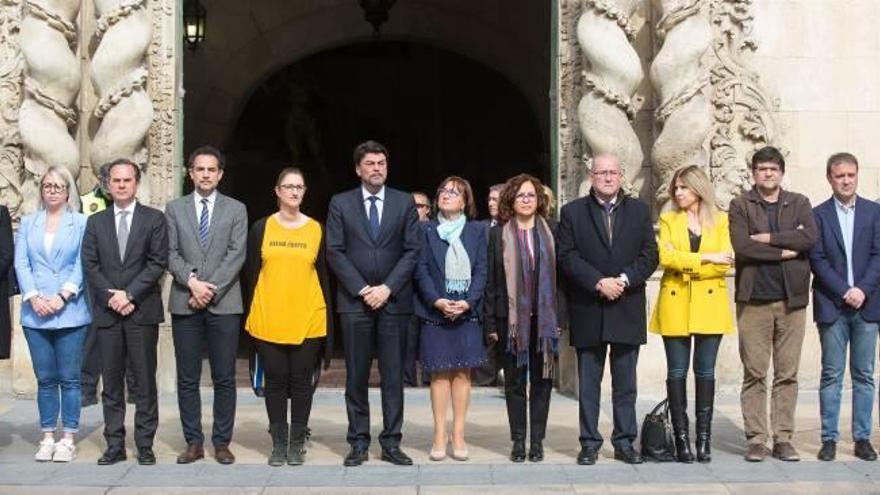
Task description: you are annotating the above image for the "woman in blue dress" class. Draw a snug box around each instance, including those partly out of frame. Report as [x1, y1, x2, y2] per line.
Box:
[414, 175, 488, 462]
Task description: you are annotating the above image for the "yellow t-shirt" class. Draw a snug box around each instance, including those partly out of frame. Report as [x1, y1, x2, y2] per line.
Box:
[245, 216, 327, 344]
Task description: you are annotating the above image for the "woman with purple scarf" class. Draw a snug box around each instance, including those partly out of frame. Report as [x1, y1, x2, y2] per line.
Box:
[485, 174, 560, 463]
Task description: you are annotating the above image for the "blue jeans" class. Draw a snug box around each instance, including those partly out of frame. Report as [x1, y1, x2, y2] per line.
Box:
[819, 311, 878, 442]
[24, 326, 88, 432]
[662, 335, 722, 380]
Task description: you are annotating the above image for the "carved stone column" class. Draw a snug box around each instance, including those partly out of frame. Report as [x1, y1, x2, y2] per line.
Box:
[0, 0, 24, 222]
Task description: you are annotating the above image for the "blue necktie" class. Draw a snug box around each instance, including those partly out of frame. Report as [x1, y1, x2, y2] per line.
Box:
[368, 196, 380, 240]
[199, 198, 209, 248]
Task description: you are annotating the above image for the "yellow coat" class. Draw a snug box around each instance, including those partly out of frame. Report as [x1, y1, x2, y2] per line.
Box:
[649, 210, 734, 336]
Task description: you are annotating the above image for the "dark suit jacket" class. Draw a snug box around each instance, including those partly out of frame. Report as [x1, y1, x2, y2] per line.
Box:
[0, 206, 13, 358]
[81, 202, 169, 327]
[326, 186, 421, 314]
[557, 193, 658, 348]
[413, 219, 487, 322]
[809, 196, 880, 324]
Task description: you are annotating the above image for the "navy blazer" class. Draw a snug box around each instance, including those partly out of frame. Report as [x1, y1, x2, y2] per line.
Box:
[809, 196, 880, 324]
[413, 219, 487, 322]
[326, 186, 421, 314]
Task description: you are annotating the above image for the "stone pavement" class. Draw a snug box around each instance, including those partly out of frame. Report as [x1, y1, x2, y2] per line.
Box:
[1, 388, 880, 494]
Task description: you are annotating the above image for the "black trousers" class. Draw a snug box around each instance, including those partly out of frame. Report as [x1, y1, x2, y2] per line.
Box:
[496, 318, 553, 443]
[172, 312, 240, 447]
[341, 311, 408, 449]
[253, 337, 322, 428]
[81, 322, 134, 399]
[98, 322, 158, 449]
[577, 342, 640, 451]
[402, 315, 420, 386]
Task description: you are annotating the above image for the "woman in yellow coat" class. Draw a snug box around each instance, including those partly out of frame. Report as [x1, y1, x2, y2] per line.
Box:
[649, 165, 734, 464]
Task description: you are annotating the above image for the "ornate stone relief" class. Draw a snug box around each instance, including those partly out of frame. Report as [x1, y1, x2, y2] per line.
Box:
[0, 0, 24, 221]
[90, 0, 153, 198]
[145, 0, 178, 207]
[18, 0, 81, 215]
[575, 0, 645, 195]
[650, 0, 779, 210]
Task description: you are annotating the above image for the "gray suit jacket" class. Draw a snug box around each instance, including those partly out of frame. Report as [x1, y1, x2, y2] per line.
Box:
[166, 192, 248, 315]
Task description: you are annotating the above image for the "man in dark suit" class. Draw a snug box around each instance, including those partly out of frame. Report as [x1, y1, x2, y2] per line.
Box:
[82, 158, 169, 466]
[166, 146, 247, 465]
[327, 140, 421, 466]
[810, 152, 880, 462]
[558, 153, 658, 466]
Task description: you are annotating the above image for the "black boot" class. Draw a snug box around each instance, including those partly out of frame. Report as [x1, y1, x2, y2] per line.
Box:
[288, 424, 307, 466]
[695, 378, 715, 463]
[268, 423, 288, 466]
[666, 379, 694, 463]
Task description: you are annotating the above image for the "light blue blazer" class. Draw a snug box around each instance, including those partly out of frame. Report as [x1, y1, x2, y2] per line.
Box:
[15, 210, 91, 329]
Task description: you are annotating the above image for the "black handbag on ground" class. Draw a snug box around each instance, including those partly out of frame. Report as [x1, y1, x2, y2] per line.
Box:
[640, 398, 676, 462]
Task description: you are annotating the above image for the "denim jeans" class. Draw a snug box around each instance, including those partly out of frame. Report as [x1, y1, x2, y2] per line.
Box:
[662, 335, 722, 380]
[24, 326, 88, 432]
[819, 311, 878, 442]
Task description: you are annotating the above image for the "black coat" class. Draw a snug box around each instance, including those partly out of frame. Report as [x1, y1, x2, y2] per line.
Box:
[0, 207, 13, 358]
[81, 203, 169, 327]
[325, 186, 421, 314]
[557, 194, 658, 348]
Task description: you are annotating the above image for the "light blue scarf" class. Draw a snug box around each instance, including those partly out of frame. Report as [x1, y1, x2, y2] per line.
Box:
[436, 213, 471, 295]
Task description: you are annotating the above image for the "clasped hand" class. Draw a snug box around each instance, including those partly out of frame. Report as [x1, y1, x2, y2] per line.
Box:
[361, 284, 391, 310]
[188, 277, 217, 310]
[596, 277, 625, 301]
[107, 289, 134, 316]
[434, 298, 470, 321]
[29, 294, 64, 317]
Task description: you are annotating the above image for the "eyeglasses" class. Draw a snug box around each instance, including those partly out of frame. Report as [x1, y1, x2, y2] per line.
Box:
[415, 204, 430, 210]
[438, 188, 461, 198]
[278, 184, 305, 193]
[41, 183, 67, 193]
[515, 192, 537, 201]
[592, 170, 621, 178]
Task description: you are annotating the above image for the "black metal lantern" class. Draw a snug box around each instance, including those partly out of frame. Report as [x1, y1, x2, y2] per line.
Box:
[358, 0, 397, 38]
[183, 0, 207, 50]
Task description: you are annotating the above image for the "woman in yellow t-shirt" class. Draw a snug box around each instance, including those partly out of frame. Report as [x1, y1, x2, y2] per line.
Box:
[242, 167, 332, 467]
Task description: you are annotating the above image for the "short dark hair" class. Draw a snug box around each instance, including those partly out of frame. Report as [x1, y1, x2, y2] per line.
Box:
[751, 146, 785, 173]
[826, 152, 859, 175]
[498, 174, 549, 222]
[435, 176, 477, 219]
[106, 158, 141, 182]
[353, 140, 388, 166]
[187, 145, 226, 170]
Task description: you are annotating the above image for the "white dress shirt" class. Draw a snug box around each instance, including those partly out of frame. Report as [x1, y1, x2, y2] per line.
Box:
[361, 185, 385, 224]
[114, 201, 136, 233]
[194, 190, 217, 227]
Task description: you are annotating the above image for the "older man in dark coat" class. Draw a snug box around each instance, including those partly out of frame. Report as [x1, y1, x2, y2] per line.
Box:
[558, 154, 659, 466]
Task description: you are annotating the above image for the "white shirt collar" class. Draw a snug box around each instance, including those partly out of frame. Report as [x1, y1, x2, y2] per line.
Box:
[834, 196, 855, 211]
[113, 201, 136, 216]
[194, 190, 218, 206]
[362, 185, 385, 202]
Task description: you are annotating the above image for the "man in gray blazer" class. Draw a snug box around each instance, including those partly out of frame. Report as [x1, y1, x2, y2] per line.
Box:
[166, 146, 247, 465]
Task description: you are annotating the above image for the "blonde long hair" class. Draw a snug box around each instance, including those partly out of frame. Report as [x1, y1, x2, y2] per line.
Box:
[38, 166, 80, 212]
[667, 165, 717, 228]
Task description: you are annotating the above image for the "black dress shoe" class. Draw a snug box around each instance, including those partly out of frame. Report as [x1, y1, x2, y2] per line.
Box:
[817, 441, 836, 461]
[380, 446, 413, 465]
[528, 441, 544, 462]
[343, 447, 369, 466]
[510, 440, 526, 463]
[576, 446, 598, 465]
[137, 446, 156, 465]
[614, 446, 644, 464]
[855, 440, 878, 461]
[97, 447, 127, 465]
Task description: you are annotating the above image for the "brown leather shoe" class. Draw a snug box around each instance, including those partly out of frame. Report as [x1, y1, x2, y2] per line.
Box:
[176, 443, 204, 464]
[771, 442, 800, 462]
[214, 445, 236, 465]
[744, 443, 771, 462]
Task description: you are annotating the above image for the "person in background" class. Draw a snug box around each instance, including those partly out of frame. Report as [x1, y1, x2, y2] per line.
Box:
[810, 152, 880, 462]
[404, 190, 432, 387]
[242, 167, 332, 466]
[16, 166, 90, 462]
[473, 183, 506, 387]
[413, 191, 431, 223]
[487, 184, 503, 228]
[649, 165, 734, 463]
[729, 146, 817, 462]
[414, 176, 487, 461]
[166, 146, 247, 465]
[485, 174, 560, 463]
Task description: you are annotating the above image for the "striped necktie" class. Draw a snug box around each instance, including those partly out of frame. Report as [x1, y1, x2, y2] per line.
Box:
[199, 198, 209, 248]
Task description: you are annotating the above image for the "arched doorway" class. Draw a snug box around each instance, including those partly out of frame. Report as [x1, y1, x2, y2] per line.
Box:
[220, 41, 547, 223]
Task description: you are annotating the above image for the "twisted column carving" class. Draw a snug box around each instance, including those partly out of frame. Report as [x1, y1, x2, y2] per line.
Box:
[576, 0, 644, 186]
[649, 0, 713, 209]
[0, 0, 25, 221]
[90, 0, 152, 196]
[18, 0, 80, 215]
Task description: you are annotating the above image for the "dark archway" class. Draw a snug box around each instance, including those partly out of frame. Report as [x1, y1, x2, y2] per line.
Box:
[220, 41, 548, 223]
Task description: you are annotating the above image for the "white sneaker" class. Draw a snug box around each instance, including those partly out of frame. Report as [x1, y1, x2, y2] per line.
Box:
[34, 438, 55, 462]
[53, 438, 76, 462]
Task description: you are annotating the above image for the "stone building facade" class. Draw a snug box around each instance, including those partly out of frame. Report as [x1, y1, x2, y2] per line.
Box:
[1, 0, 878, 396]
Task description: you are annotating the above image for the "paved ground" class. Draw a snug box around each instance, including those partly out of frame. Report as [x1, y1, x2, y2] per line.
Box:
[2, 387, 880, 494]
